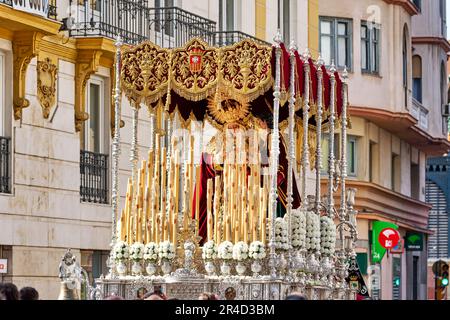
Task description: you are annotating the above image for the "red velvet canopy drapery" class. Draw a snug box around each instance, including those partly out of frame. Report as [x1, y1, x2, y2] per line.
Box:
[120, 38, 346, 243]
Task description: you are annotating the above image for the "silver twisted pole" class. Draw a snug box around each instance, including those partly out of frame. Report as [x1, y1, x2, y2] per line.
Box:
[130, 103, 139, 243]
[269, 30, 283, 279]
[286, 40, 297, 281]
[301, 50, 311, 206]
[339, 67, 349, 222]
[109, 35, 123, 278]
[328, 61, 337, 218]
[315, 56, 324, 212]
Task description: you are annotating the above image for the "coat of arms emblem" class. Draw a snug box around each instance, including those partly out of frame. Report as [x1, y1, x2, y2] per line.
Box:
[189, 47, 204, 73]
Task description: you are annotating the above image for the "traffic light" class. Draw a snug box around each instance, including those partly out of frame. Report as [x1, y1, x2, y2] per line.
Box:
[441, 263, 449, 287]
[393, 276, 400, 287]
[434, 261, 449, 300]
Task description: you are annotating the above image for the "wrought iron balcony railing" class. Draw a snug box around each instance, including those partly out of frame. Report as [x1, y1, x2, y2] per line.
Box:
[0, 0, 57, 20]
[212, 31, 271, 47]
[0, 136, 11, 194]
[80, 150, 109, 204]
[65, 1, 268, 47]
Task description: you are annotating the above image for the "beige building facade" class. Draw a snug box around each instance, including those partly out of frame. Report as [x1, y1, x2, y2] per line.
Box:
[0, 0, 319, 299]
[319, 0, 450, 300]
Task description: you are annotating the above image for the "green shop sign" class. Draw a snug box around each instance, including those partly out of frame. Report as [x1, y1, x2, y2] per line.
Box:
[405, 232, 423, 251]
[371, 221, 398, 264]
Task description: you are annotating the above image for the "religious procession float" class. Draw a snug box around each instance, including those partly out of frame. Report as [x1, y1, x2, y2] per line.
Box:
[58, 32, 362, 300]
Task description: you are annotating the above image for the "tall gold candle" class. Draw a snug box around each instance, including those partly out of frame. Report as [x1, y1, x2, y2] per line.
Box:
[213, 176, 221, 244]
[206, 179, 213, 241]
[195, 165, 201, 235]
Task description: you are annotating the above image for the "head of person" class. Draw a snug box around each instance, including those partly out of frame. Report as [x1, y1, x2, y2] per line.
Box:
[224, 287, 236, 300]
[144, 290, 166, 300]
[255, 112, 273, 130]
[0, 283, 19, 301]
[19, 287, 39, 300]
[137, 287, 148, 300]
[285, 292, 307, 300]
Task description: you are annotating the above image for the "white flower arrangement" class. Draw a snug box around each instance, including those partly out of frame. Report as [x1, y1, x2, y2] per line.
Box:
[113, 241, 129, 262]
[232, 241, 249, 261]
[218, 241, 234, 260]
[248, 241, 266, 260]
[286, 209, 306, 249]
[129, 242, 145, 262]
[275, 217, 289, 250]
[202, 240, 218, 260]
[305, 211, 321, 252]
[143, 242, 159, 262]
[158, 241, 176, 261]
[320, 216, 337, 256]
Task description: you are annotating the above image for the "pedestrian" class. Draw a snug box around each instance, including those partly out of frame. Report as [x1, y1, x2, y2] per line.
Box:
[19, 287, 39, 300]
[0, 283, 19, 301]
[143, 290, 167, 300]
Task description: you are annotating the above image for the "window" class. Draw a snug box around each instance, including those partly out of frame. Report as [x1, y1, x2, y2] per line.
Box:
[402, 26, 409, 107]
[441, 62, 448, 135]
[440, 0, 446, 38]
[155, 0, 175, 37]
[0, 51, 11, 194]
[321, 133, 339, 174]
[412, 55, 422, 103]
[361, 22, 380, 74]
[0, 51, 5, 136]
[219, 0, 235, 31]
[347, 136, 357, 176]
[81, 76, 109, 204]
[84, 77, 106, 153]
[391, 153, 401, 192]
[410, 162, 420, 200]
[320, 17, 352, 69]
[369, 141, 378, 183]
[81, 250, 109, 286]
[282, 0, 290, 43]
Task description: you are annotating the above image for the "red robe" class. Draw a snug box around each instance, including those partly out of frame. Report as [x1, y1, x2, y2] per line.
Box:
[192, 135, 301, 244]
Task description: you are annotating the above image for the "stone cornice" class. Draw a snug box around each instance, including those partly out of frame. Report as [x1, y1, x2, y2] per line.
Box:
[412, 36, 450, 53]
[383, 0, 419, 16]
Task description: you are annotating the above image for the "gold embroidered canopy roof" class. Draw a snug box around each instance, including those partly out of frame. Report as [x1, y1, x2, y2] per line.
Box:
[120, 38, 273, 107]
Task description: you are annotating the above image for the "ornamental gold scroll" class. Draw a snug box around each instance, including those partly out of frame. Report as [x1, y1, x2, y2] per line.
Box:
[171, 38, 219, 101]
[121, 42, 170, 106]
[37, 57, 58, 119]
[220, 39, 273, 103]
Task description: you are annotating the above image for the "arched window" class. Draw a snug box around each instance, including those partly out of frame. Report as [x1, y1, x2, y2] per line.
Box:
[412, 55, 422, 103]
[441, 61, 448, 135]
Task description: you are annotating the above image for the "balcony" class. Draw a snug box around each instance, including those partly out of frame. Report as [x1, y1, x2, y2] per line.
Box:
[65, 1, 268, 47]
[0, 136, 11, 194]
[411, 98, 429, 130]
[0, 0, 57, 20]
[80, 150, 109, 204]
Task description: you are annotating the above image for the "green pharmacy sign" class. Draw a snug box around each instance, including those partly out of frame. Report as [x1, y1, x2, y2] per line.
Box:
[371, 221, 398, 264]
[405, 232, 423, 251]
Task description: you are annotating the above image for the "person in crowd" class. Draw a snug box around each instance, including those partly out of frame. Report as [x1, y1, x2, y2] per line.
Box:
[0, 283, 19, 300]
[144, 290, 167, 300]
[104, 294, 124, 300]
[19, 287, 39, 300]
[198, 292, 218, 300]
[285, 292, 307, 300]
[137, 287, 148, 300]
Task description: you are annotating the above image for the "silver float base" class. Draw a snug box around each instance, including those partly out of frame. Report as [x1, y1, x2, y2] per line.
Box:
[95, 275, 356, 300]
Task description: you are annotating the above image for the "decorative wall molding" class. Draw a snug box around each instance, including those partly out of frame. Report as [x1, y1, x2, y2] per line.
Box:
[74, 49, 103, 132]
[12, 31, 44, 120]
[37, 56, 58, 119]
